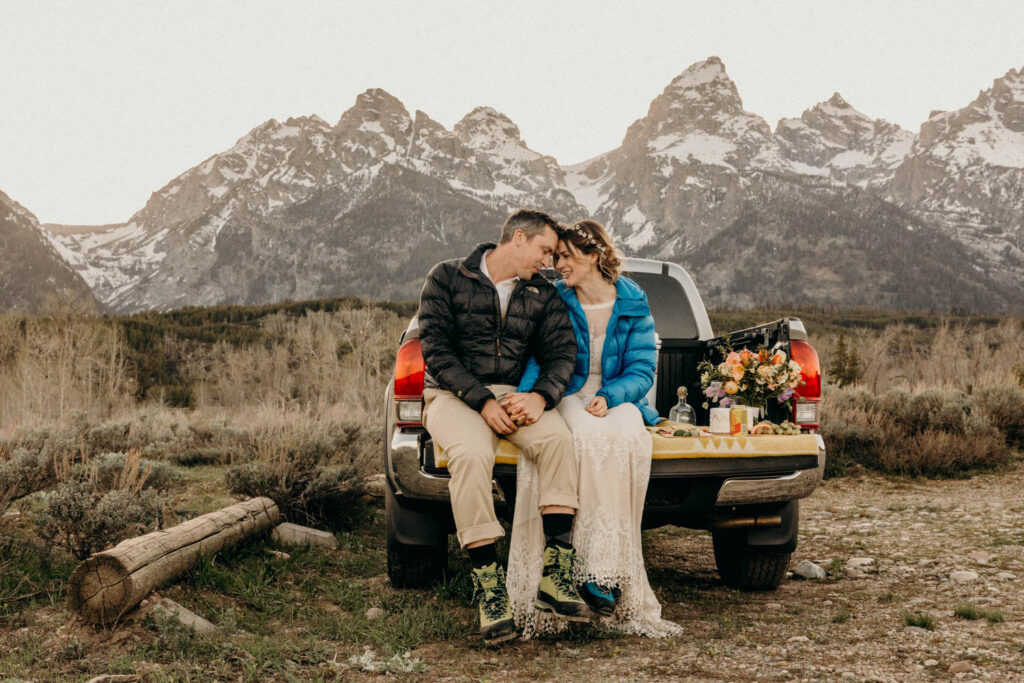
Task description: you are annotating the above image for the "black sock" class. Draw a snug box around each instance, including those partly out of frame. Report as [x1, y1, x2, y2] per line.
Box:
[542, 513, 574, 549]
[467, 543, 498, 569]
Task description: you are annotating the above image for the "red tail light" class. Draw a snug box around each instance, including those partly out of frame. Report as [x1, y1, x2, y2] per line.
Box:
[394, 338, 425, 426]
[791, 340, 821, 399]
[394, 338, 425, 398]
[790, 339, 821, 428]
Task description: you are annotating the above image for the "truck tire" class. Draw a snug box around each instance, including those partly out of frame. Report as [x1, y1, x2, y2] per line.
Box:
[712, 530, 792, 591]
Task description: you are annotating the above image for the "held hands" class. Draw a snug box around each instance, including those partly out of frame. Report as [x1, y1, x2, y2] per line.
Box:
[500, 392, 546, 427]
[585, 396, 608, 417]
[481, 398, 518, 434]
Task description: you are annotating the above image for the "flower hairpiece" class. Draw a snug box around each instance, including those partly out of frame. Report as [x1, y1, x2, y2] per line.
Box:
[567, 223, 606, 254]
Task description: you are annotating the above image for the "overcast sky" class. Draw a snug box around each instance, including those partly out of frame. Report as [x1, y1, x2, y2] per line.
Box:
[1, 0, 1021, 225]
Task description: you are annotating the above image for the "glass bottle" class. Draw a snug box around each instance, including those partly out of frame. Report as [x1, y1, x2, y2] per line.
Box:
[668, 386, 695, 424]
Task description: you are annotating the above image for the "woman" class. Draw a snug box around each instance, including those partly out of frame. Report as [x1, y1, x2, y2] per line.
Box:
[504, 220, 682, 638]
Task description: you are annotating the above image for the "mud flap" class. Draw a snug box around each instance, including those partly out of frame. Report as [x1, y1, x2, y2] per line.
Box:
[385, 481, 447, 547]
[745, 500, 799, 552]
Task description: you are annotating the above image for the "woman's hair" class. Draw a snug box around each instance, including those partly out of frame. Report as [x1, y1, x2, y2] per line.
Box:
[560, 219, 622, 283]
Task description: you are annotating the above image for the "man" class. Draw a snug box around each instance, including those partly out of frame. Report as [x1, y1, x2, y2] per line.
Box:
[418, 208, 589, 643]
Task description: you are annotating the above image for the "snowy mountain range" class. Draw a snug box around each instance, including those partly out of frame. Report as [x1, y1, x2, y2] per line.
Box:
[5, 57, 1021, 313]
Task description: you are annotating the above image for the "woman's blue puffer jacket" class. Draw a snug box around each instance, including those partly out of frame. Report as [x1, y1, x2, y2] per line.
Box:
[518, 275, 659, 425]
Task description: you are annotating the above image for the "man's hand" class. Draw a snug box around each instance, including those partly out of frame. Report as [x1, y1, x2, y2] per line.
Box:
[481, 398, 518, 434]
[501, 392, 546, 426]
[585, 396, 608, 417]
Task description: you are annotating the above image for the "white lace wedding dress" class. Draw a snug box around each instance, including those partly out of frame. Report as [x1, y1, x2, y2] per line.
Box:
[507, 300, 682, 638]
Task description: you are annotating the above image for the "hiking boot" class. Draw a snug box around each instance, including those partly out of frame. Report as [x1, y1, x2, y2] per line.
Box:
[470, 562, 517, 644]
[535, 544, 590, 621]
[579, 581, 617, 617]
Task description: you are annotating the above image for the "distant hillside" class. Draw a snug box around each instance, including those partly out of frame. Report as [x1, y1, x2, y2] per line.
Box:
[685, 174, 1018, 312]
[0, 190, 97, 313]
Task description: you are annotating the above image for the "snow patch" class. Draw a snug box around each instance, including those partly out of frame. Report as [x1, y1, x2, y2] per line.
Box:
[623, 221, 656, 250]
[828, 149, 874, 169]
[623, 206, 647, 227]
[272, 125, 301, 139]
[937, 121, 1024, 168]
[649, 132, 735, 168]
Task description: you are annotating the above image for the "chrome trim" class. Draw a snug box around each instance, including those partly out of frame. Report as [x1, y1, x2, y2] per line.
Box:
[389, 431, 451, 500]
[715, 468, 821, 507]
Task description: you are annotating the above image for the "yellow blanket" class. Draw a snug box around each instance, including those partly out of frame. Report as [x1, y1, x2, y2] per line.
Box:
[433, 421, 818, 468]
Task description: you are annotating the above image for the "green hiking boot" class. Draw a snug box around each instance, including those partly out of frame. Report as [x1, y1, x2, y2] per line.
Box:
[470, 562, 517, 644]
[535, 544, 590, 622]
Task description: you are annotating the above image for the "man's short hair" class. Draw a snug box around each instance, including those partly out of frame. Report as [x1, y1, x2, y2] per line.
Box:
[498, 208, 562, 244]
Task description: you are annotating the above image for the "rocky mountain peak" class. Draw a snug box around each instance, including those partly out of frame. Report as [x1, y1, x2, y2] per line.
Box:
[618, 56, 775, 174]
[775, 92, 912, 185]
[820, 92, 871, 120]
[665, 56, 733, 98]
[334, 88, 413, 138]
[454, 106, 532, 156]
[659, 57, 745, 117]
[907, 65, 1024, 169]
[982, 66, 1024, 133]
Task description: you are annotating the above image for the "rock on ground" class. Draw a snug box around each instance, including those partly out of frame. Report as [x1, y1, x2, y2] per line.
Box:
[793, 560, 827, 580]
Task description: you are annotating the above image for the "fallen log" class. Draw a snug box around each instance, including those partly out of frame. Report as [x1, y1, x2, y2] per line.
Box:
[68, 497, 280, 624]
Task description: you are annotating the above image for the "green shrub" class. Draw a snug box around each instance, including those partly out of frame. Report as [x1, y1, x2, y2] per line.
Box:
[160, 445, 238, 467]
[954, 602, 1005, 623]
[1, 448, 50, 509]
[973, 385, 1024, 448]
[819, 415, 881, 478]
[35, 481, 164, 559]
[84, 421, 131, 452]
[88, 451, 179, 493]
[225, 436, 367, 529]
[822, 386, 1011, 478]
[901, 610, 936, 630]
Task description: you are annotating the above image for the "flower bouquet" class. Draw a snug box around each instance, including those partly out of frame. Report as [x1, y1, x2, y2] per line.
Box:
[698, 344, 804, 410]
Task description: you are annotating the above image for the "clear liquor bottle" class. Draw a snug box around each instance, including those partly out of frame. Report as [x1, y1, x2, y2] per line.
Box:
[668, 386, 695, 424]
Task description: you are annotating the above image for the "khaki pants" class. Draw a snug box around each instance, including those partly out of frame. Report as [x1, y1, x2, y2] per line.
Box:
[423, 384, 578, 548]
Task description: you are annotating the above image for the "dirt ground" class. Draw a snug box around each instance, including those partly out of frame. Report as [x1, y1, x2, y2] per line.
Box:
[408, 463, 1024, 682]
[5, 462, 1023, 682]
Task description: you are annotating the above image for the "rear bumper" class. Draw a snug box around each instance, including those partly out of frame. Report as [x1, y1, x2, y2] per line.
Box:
[713, 435, 825, 506]
[387, 430, 827, 508]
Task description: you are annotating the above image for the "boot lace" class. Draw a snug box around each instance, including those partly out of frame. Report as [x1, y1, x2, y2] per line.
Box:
[472, 566, 510, 621]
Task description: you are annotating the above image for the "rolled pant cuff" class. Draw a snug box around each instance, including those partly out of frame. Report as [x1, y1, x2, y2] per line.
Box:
[456, 521, 505, 549]
[537, 493, 579, 511]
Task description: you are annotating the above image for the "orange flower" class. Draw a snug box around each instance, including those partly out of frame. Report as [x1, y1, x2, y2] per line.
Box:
[771, 352, 785, 365]
[731, 365, 745, 381]
[740, 349, 753, 362]
[726, 351, 741, 366]
[724, 381, 739, 394]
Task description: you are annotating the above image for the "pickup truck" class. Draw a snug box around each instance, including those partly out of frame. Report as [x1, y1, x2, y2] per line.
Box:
[384, 257, 825, 592]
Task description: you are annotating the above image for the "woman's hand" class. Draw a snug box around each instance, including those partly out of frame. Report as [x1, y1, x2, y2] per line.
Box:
[585, 396, 608, 417]
[501, 392, 546, 426]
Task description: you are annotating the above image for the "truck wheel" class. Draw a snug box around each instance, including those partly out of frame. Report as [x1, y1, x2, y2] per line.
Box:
[712, 530, 792, 591]
[386, 536, 447, 588]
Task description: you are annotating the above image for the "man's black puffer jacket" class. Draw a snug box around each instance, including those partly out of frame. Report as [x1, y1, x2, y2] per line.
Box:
[418, 243, 577, 412]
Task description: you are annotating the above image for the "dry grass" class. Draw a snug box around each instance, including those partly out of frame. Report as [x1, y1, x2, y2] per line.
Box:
[0, 308, 130, 428]
[823, 319, 1024, 393]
